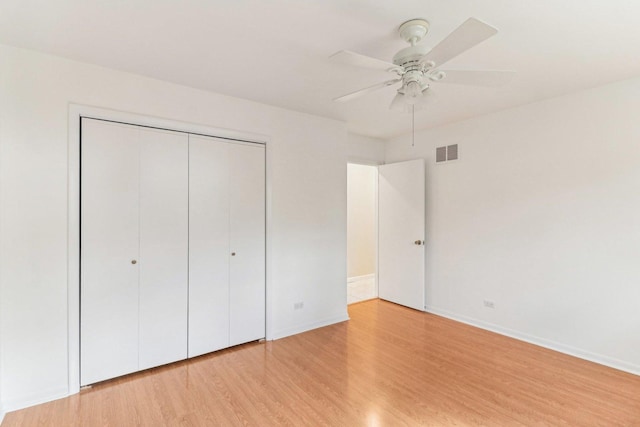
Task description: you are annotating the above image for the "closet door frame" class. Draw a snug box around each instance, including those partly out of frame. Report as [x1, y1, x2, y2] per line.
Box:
[67, 104, 271, 395]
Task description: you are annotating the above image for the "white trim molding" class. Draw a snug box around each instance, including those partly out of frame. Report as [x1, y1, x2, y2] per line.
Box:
[67, 104, 273, 397]
[347, 273, 375, 283]
[1, 386, 68, 413]
[426, 305, 640, 377]
[346, 157, 383, 166]
[271, 313, 350, 341]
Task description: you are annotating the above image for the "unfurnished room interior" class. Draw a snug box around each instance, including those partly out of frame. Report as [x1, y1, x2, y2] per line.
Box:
[1, 1, 640, 425]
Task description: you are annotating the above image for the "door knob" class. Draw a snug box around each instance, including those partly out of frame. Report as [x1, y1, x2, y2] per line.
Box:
[231, 252, 236, 256]
[414, 240, 423, 246]
[131, 260, 137, 264]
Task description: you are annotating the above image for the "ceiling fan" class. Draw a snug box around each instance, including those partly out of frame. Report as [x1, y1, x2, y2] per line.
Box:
[331, 17, 514, 112]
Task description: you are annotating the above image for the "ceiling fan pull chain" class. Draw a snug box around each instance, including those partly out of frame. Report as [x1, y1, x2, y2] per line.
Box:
[412, 104, 415, 147]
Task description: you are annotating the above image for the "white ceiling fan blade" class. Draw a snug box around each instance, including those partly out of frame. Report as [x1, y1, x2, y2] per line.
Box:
[423, 18, 498, 68]
[330, 50, 398, 72]
[436, 70, 515, 87]
[333, 79, 401, 103]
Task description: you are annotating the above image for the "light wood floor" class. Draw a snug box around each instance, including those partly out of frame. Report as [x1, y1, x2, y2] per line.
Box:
[4, 299, 640, 426]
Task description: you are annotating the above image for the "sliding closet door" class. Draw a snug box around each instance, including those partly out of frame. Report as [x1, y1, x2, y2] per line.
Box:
[188, 136, 230, 357]
[138, 129, 188, 370]
[229, 143, 265, 346]
[81, 119, 141, 385]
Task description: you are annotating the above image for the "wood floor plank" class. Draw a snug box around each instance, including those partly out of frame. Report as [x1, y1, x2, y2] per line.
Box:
[3, 299, 640, 426]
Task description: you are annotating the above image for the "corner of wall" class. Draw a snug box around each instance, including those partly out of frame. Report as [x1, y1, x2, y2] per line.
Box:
[346, 132, 386, 165]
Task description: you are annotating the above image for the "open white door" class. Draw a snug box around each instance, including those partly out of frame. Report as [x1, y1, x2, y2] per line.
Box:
[378, 159, 425, 311]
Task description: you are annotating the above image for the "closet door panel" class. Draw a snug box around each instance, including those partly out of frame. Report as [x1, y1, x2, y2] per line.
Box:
[188, 136, 230, 357]
[229, 143, 266, 346]
[138, 129, 189, 370]
[81, 119, 140, 385]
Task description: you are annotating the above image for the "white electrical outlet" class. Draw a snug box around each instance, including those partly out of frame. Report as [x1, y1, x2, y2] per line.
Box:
[483, 300, 495, 309]
[294, 302, 304, 310]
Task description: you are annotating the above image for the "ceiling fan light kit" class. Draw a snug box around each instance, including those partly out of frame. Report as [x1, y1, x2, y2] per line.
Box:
[331, 17, 514, 111]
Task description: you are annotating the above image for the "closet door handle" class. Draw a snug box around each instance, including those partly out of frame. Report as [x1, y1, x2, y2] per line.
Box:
[231, 252, 236, 257]
[131, 260, 137, 264]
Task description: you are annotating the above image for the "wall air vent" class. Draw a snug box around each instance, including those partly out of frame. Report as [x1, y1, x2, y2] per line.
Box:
[436, 144, 459, 163]
[447, 144, 458, 160]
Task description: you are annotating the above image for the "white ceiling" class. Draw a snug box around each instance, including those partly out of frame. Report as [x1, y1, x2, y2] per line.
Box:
[2, 0, 640, 139]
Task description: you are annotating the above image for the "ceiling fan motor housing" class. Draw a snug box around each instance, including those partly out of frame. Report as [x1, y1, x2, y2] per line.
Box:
[393, 19, 432, 68]
[393, 44, 431, 67]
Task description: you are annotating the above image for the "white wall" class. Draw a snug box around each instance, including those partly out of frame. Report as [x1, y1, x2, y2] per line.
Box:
[347, 132, 385, 165]
[0, 44, 348, 411]
[385, 76, 640, 375]
[347, 164, 376, 278]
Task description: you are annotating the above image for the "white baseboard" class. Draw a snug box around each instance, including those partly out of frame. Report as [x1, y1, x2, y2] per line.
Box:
[0, 313, 349, 415]
[271, 313, 350, 340]
[426, 305, 640, 377]
[1, 386, 69, 414]
[347, 274, 375, 284]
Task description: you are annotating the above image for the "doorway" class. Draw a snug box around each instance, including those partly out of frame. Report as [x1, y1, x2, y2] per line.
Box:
[347, 163, 378, 304]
